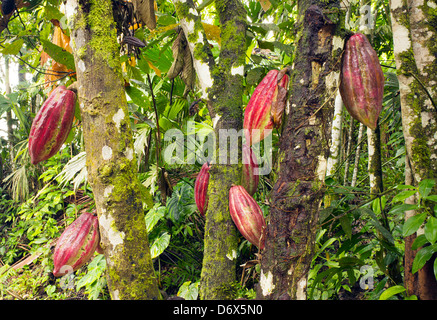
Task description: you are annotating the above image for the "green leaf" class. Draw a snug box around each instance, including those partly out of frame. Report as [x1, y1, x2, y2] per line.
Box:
[388, 203, 419, 216]
[418, 179, 436, 198]
[1, 38, 24, 55]
[403, 212, 427, 237]
[145, 205, 166, 233]
[379, 285, 406, 300]
[150, 232, 170, 259]
[0, 94, 12, 116]
[177, 281, 199, 300]
[412, 244, 437, 274]
[412, 234, 428, 250]
[391, 190, 417, 203]
[425, 216, 437, 244]
[40, 39, 76, 71]
[166, 182, 196, 223]
[424, 195, 437, 202]
[372, 196, 387, 215]
[339, 215, 352, 239]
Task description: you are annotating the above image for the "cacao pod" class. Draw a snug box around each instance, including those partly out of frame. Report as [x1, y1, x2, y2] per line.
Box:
[28, 85, 76, 165]
[241, 145, 259, 196]
[244, 69, 289, 146]
[53, 211, 100, 277]
[339, 33, 384, 130]
[229, 185, 266, 249]
[194, 162, 210, 216]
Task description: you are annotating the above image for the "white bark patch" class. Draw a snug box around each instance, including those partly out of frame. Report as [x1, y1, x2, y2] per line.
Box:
[260, 270, 275, 296]
[104, 185, 114, 198]
[112, 289, 120, 300]
[112, 108, 125, 131]
[296, 278, 307, 300]
[99, 214, 125, 249]
[332, 35, 344, 51]
[231, 65, 244, 76]
[102, 145, 113, 160]
[316, 155, 327, 181]
[391, 21, 411, 53]
[326, 92, 344, 176]
[65, 0, 78, 21]
[212, 114, 221, 128]
[78, 60, 86, 73]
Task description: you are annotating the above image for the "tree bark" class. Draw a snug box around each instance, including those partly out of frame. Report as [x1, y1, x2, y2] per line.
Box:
[172, 0, 247, 299]
[257, 1, 344, 300]
[66, 0, 161, 300]
[390, 0, 437, 299]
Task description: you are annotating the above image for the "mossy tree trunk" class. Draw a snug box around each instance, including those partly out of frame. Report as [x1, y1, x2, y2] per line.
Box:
[257, 1, 344, 300]
[172, 0, 247, 299]
[66, 0, 161, 300]
[390, 0, 437, 299]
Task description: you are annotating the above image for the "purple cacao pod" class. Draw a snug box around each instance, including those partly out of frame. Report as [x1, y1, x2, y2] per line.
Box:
[194, 162, 210, 216]
[241, 145, 259, 196]
[28, 85, 76, 165]
[229, 185, 266, 249]
[53, 211, 100, 277]
[339, 33, 384, 130]
[244, 69, 289, 146]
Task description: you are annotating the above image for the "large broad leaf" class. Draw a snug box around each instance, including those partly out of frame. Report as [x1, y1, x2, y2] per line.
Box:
[40, 39, 76, 71]
[177, 281, 199, 300]
[145, 205, 166, 233]
[166, 182, 196, 223]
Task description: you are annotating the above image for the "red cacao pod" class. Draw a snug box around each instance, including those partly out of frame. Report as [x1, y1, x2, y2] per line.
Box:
[244, 69, 289, 146]
[229, 185, 266, 249]
[53, 211, 100, 277]
[241, 145, 259, 196]
[194, 162, 210, 216]
[339, 33, 384, 130]
[29, 85, 76, 165]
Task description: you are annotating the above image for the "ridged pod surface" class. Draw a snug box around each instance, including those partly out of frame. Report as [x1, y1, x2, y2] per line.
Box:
[53, 212, 100, 277]
[241, 145, 259, 196]
[243, 69, 289, 146]
[229, 185, 266, 249]
[29, 85, 76, 165]
[339, 33, 384, 130]
[194, 162, 210, 216]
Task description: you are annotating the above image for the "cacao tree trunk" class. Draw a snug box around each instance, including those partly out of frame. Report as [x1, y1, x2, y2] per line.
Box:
[390, 0, 437, 299]
[172, 0, 246, 299]
[66, 0, 161, 300]
[257, 1, 344, 300]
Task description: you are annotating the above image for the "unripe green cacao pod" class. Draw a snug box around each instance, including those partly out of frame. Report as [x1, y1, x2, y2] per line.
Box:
[339, 33, 384, 130]
[28, 86, 76, 165]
